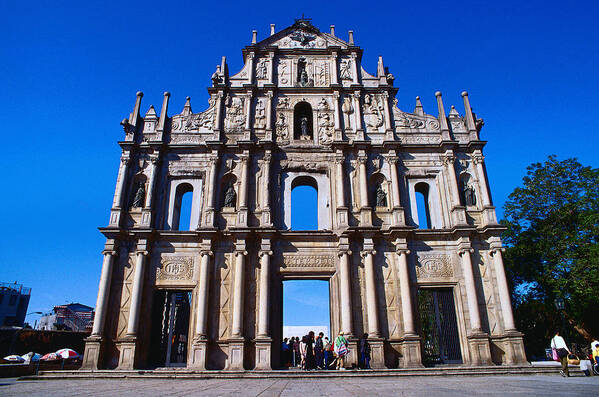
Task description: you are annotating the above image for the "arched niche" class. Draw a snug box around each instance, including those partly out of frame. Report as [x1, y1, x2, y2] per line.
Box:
[282, 172, 331, 230]
[293, 101, 313, 141]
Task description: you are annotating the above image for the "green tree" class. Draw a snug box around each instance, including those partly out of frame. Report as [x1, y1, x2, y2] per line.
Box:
[502, 156, 599, 357]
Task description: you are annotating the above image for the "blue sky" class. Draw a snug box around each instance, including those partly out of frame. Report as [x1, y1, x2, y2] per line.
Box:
[1, 1, 598, 326]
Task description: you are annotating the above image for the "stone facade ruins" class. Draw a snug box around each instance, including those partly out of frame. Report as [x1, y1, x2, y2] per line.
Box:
[82, 19, 527, 370]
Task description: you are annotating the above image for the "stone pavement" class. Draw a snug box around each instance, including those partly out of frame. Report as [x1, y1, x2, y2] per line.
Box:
[1, 374, 598, 396]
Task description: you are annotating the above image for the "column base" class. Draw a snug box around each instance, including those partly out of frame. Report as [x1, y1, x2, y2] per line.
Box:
[261, 209, 272, 227]
[481, 206, 498, 226]
[346, 338, 358, 369]
[399, 334, 424, 368]
[109, 208, 122, 227]
[369, 338, 385, 369]
[254, 338, 272, 370]
[451, 206, 468, 226]
[491, 331, 527, 365]
[391, 207, 405, 226]
[467, 333, 493, 366]
[336, 207, 349, 229]
[225, 338, 245, 370]
[360, 207, 372, 227]
[188, 338, 208, 370]
[237, 208, 248, 227]
[204, 208, 215, 227]
[116, 337, 138, 370]
[140, 209, 152, 227]
[81, 336, 104, 370]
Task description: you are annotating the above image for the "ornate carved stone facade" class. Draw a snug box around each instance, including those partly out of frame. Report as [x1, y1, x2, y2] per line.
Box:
[81, 19, 526, 372]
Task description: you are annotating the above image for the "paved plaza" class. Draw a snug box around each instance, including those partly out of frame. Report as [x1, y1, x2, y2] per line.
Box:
[1, 374, 598, 396]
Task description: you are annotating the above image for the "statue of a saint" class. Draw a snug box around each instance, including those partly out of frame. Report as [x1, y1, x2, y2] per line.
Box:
[224, 184, 236, 208]
[300, 69, 309, 86]
[211, 65, 222, 86]
[300, 116, 310, 139]
[464, 185, 476, 206]
[132, 182, 145, 208]
[376, 184, 387, 207]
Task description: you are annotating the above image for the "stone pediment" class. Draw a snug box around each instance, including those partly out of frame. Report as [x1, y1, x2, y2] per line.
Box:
[255, 21, 349, 50]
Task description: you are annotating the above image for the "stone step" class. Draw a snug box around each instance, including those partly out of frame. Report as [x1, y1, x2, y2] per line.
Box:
[22, 365, 584, 380]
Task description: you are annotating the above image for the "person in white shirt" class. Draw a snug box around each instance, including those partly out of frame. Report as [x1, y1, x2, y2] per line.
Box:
[551, 331, 571, 377]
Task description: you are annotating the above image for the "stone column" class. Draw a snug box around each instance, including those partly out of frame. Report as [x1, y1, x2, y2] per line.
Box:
[394, 246, 423, 367]
[91, 251, 115, 337]
[473, 154, 491, 207]
[195, 251, 212, 338]
[267, 52, 274, 84]
[261, 152, 272, 225]
[204, 152, 219, 227]
[228, 248, 247, 370]
[490, 248, 516, 331]
[189, 249, 212, 369]
[353, 91, 363, 138]
[110, 155, 130, 226]
[141, 154, 160, 226]
[443, 154, 467, 226]
[458, 248, 482, 333]
[237, 153, 249, 226]
[213, 92, 223, 132]
[331, 51, 338, 85]
[358, 153, 372, 226]
[350, 53, 359, 85]
[333, 91, 341, 140]
[126, 250, 148, 337]
[231, 250, 246, 337]
[362, 248, 380, 337]
[334, 154, 349, 228]
[244, 92, 252, 132]
[387, 154, 405, 226]
[264, 91, 273, 141]
[247, 52, 254, 85]
[337, 249, 353, 335]
[382, 92, 393, 139]
[257, 251, 272, 337]
[396, 250, 415, 336]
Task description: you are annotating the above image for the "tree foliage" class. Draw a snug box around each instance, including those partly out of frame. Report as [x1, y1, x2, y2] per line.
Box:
[502, 156, 599, 357]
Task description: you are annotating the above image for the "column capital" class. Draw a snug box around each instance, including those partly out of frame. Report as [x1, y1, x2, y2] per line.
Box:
[259, 250, 273, 258]
[102, 249, 116, 256]
[265, 91, 273, 98]
[441, 154, 456, 167]
[200, 250, 214, 257]
[489, 247, 505, 256]
[386, 155, 399, 165]
[235, 250, 248, 257]
[361, 249, 376, 258]
[395, 248, 411, 256]
[136, 250, 149, 257]
[263, 152, 272, 162]
[337, 249, 352, 257]
[357, 155, 368, 164]
[458, 248, 474, 256]
[352, 91, 361, 99]
[472, 154, 485, 165]
[120, 156, 131, 165]
[332, 91, 340, 99]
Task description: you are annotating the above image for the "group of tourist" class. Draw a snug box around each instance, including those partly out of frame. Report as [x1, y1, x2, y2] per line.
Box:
[550, 331, 599, 377]
[282, 331, 372, 370]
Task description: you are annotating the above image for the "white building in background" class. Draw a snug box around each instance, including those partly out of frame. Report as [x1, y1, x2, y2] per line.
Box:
[283, 326, 329, 339]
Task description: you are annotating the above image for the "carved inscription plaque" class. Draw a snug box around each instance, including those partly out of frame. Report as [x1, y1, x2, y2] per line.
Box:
[156, 257, 193, 281]
[282, 254, 335, 269]
[415, 254, 453, 279]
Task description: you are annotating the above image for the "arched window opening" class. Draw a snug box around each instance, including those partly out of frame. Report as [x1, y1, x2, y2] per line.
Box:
[415, 182, 432, 229]
[172, 183, 193, 231]
[294, 102, 313, 141]
[291, 176, 318, 230]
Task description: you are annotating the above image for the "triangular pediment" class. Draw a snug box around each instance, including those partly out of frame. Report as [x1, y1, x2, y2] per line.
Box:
[256, 20, 349, 50]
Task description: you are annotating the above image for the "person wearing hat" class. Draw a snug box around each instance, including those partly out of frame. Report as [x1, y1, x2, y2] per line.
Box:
[334, 331, 349, 370]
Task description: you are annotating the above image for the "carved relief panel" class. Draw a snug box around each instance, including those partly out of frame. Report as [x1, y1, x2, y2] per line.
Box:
[415, 253, 454, 281]
[155, 256, 194, 286]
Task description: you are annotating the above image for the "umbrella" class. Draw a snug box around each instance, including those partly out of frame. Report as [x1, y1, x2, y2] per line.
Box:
[21, 352, 42, 363]
[41, 352, 61, 361]
[3, 355, 25, 362]
[56, 348, 79, 359]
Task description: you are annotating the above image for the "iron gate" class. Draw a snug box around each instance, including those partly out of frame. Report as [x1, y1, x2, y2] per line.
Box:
[149, 290, 191, 367]
[417, 288, 462, 365]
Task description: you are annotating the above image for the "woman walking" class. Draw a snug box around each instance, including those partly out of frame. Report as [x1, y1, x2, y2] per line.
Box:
[334, 331, 349, 370]
[305, 331, 316, 370]
[551, 331, 571, 377]
[299, 335, 307, 370]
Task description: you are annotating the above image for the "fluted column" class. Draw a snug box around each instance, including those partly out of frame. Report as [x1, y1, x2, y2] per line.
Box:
[387, 156, 401, 208]
[396, 249, 416, 336]
[126, 250, 147, 336]
[195, 250, 212, 338]
[113, 155, 130, 208]
[459, 248, 482, 333]
[239, 154, 249, 208]
[265, 92, 273, 139]
[91, 251, 115, 336]
[490, 248, 516, 331]
[231, 250, 247, 337]
[333, 91, 341, 139]
[335, 156, 345, 208]
[358, 154, 369, 208]
[443, 154, 461, 208]
[144, 155, 160, 208]
[331, 52, 338, 85]
[257, 250, 272, 337]
[337, 250, 353, 335]
[362, 246, 380, 337]
[353, 92, 363, 137]
[350, 53, 359, 84]
[473, 154, 491, 207]
[244, 92, 252, 131]
[207, 154, 219, 209]
[213, 92, 223, 133]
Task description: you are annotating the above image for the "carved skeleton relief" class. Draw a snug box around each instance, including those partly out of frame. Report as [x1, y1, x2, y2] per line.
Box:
[224, 95, 245, 133]
[363, 94, 385, 131]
